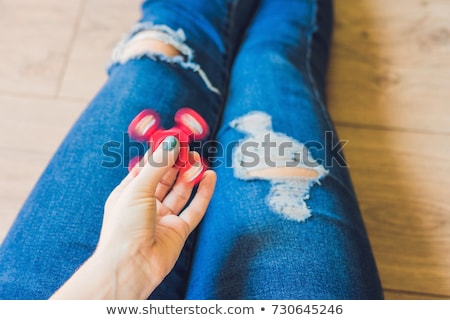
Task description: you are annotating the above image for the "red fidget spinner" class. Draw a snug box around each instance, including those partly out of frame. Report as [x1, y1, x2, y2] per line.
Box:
[128, 107, 209, 185]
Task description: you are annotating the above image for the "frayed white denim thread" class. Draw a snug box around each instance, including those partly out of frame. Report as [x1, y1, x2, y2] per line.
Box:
[108, 22, 221, 95]
[231, 111, 328, 222]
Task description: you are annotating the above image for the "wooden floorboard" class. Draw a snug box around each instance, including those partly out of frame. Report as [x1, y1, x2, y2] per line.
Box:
[336, 125, 450, 297]
[0, 0, 84, 96]
[329, 0, 450, 298]
[58, 0, 141, 100]
[328, 0, 450, 134]
[384, 288, 450, 300]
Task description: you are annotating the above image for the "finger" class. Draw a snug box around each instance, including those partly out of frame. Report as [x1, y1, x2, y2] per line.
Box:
[159, 151, 201, 215]
[129, 147, 156, 176]
[178, 151, 205, 185]
[158, 176, 195, 216]
[155, 166, 179, 202]
[115, 150, 151, 193]
[129, 136, 180, 195]
[178, 170, 216, 234]
[104, 155, 149, 209]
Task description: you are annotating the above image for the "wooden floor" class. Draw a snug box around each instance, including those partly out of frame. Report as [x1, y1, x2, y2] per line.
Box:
[1, 0, 449, 299]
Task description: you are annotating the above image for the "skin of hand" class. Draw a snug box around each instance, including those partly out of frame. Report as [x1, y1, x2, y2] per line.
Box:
[51, 136, 216, 299]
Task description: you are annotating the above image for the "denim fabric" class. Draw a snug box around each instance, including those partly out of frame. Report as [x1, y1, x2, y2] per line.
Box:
[185, 0, 382, 300]
[0, 0, 383, 299]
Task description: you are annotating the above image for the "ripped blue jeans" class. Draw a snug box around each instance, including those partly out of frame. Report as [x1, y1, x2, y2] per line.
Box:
[0, 0, 383, 299]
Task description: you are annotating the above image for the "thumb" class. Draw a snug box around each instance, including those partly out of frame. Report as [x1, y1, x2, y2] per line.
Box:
[130, 136, 180, 194]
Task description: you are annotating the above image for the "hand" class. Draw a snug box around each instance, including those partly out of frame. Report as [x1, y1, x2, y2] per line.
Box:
[51, 136, 216, 299]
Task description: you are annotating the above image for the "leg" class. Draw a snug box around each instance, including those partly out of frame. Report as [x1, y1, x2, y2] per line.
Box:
[0, 0, 258, 299]
[186, 0, 383, 299]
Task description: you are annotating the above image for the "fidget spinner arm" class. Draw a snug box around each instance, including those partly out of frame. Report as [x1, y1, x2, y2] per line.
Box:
[127, 108, 209, 185]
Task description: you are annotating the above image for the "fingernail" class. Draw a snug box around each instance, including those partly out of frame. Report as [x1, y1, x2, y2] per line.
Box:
[162, 136, 178, 151]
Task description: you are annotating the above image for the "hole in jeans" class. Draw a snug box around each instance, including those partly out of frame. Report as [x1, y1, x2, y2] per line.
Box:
[120, 31, 185, 62]
[108, 24, 221, 95]
[231, 111, 328, 222]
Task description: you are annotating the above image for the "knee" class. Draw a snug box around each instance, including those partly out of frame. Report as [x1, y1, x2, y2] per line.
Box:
[122, 37, 182, 61]
[108, 23, 221, 95]
[111, 27, 188, 65]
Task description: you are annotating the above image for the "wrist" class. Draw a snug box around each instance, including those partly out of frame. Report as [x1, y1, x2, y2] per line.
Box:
[51, 248, 157, 300]
[96, 250, 156, 300]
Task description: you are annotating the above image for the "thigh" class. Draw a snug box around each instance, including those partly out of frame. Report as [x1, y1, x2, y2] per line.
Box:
[186, 0, 383, 299]
[0, 0, 258, 299]
[0, 61, 205, 300]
